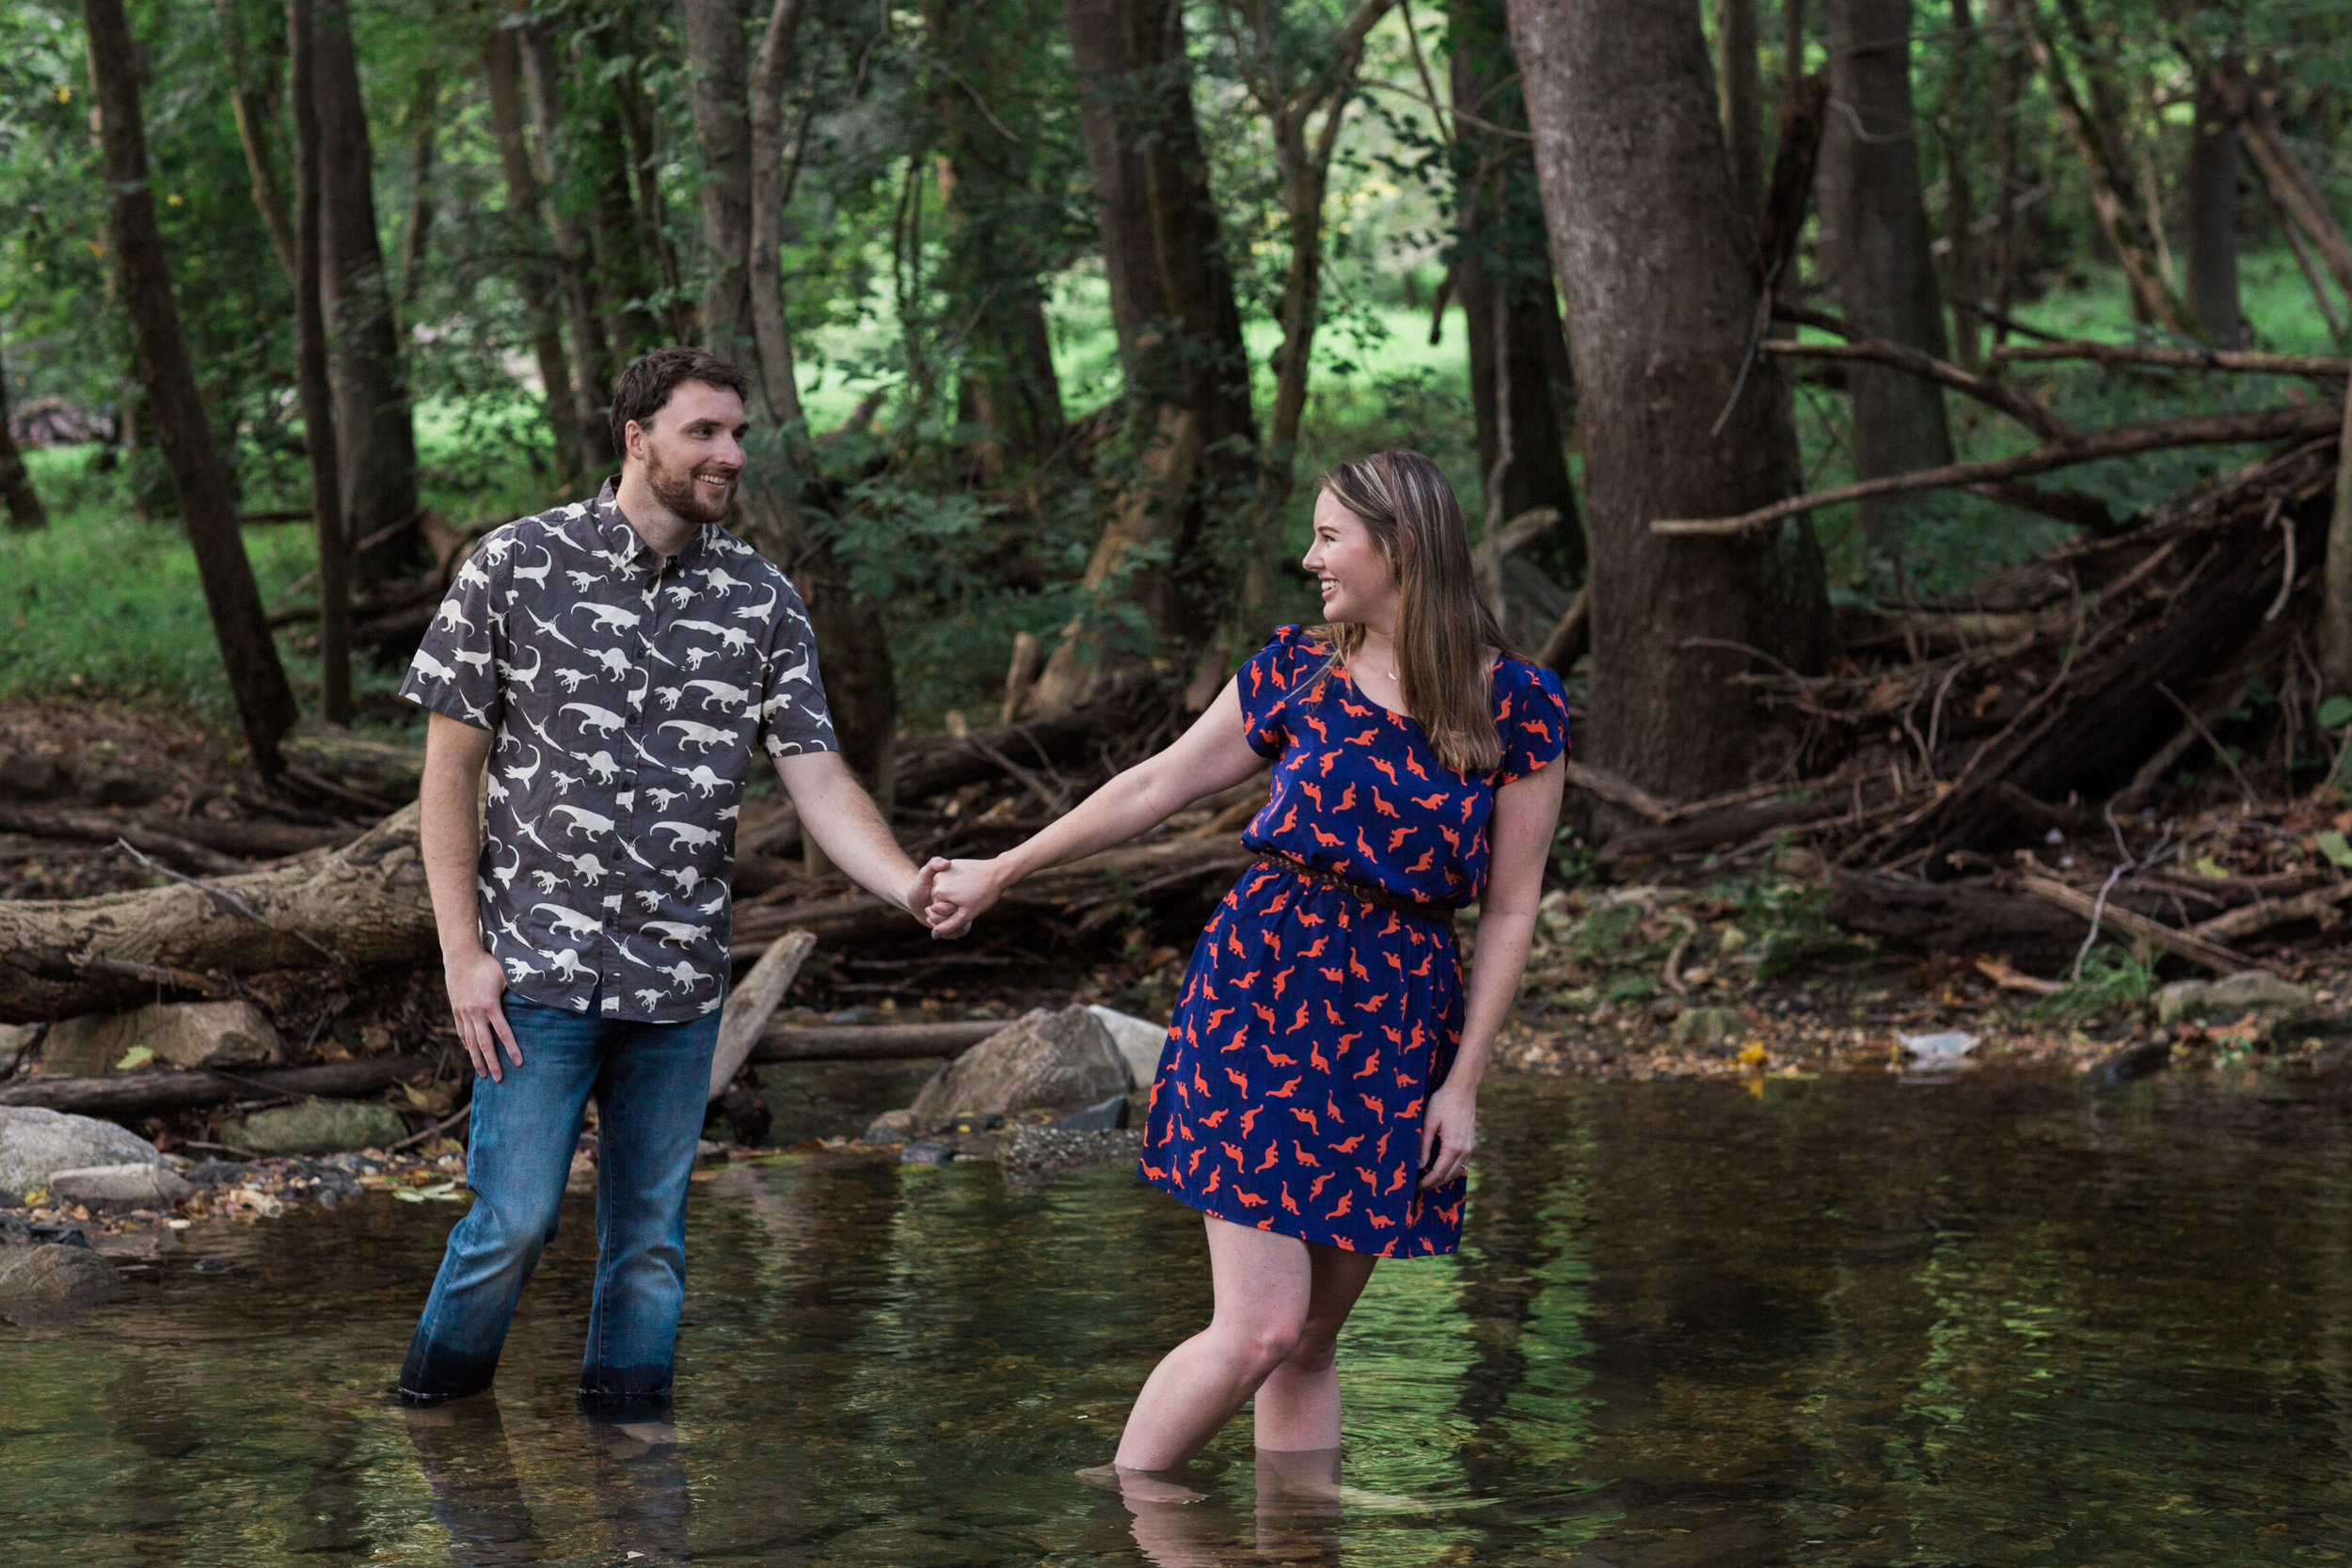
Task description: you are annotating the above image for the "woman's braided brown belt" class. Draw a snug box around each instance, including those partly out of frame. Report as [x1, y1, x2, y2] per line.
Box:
[1253, 847, 1458, 931]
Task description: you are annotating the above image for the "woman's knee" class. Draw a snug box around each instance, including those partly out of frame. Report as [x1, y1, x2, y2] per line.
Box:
[1282, 1322, 1341, 1376]
[1220, 1316, 1306, 1379]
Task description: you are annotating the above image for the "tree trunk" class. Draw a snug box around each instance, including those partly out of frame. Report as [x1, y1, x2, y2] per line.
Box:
[1027, 0, 1258, 715]
[681, 0, 897, 811]
[1451, 0, 1582, 584]
[396, 68, 437, 316]
[2184, 60, 2244, 350]
[1941, 0, 1981, 369]
[1506, 0, 1831, 806]
[1823, 0, 1953, 536]
[1716, 0, 1764, 223]
[0, 338, 44, 532]
[1063, 0, 1170, 365]
[519, 21, 620, 473]
[480, 25, 582, 484]
[313, 0, 421, 587]
[81, 0, 299, 775]
[0, 803, 434, 1023]
[290, 0, 350, 725]
[926, 0, 1066, 474]
[2319, 380, 2352, 696]
[1985, 0, 2026, 342]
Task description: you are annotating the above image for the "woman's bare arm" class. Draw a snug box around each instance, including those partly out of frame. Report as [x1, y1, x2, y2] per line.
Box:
[926, 677, 1267, 937]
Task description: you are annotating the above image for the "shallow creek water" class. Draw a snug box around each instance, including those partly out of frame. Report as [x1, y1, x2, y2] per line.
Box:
[7, 1058, 2352, 1566]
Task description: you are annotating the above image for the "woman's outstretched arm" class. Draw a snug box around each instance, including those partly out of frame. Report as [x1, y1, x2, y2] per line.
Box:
[926, 677, 1268, 937]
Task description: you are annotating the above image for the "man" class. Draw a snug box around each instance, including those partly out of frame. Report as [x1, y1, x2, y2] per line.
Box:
[395, 346, 934, 1414]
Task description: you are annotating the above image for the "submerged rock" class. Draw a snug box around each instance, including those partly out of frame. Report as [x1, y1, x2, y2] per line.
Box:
[1668, 1006, 1746, 1053]
[862, 1108, 918, 1145]
[215, 1100, 409, 1156]
[1045, 1094, 1133, 1132]
[46, 1164, 195, 1212]
[0, 1242, 120, 1322]
[2154, 972, 2319, 1029]
[41, 1002, 282, 1074]
[905, 1006, 1133, 1129]
[0, 1106, 162, 1195]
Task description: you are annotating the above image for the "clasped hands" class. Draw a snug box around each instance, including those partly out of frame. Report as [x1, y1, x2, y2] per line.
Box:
[911, 856, 1003, 939]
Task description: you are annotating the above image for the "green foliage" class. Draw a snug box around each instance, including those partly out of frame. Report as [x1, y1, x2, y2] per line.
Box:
[2032, 943, 2159, 1024]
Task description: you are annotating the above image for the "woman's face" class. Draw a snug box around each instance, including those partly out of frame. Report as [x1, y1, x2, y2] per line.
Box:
[1303, 490, 1399, 630]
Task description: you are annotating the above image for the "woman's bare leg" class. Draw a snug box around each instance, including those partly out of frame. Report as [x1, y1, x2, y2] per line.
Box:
[1112, 1217, 1314, 1471]
[1250, 1242, 1378, 1453]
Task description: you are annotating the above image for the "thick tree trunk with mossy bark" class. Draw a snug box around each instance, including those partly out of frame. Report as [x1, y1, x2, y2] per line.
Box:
[1506, 0, 1831, 809]
[0, 802, 435, 1023]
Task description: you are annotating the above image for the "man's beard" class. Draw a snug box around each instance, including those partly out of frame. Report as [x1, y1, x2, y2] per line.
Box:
[645, 449, 736, 525]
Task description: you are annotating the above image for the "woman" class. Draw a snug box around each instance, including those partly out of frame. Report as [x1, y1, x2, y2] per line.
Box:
[924, 450, 1568, 1478]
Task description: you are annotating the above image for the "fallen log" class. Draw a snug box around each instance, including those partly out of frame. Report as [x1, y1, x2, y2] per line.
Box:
[708, 930, 815, 1100]
[0, 803, 436, 1022]
[1990, 339, 2351, 381]
[2016, 875, 2256, 974]
[1595, 794, 1841, 866]
[2188, 879, 2352, 945]
[1884, 487, 2332, 874]
[0, 808, 249, 876]
[895, 679, 1165, 804]
[1827, 870, 2088, 972]
[0, 1053, 442, 1117]
[747, 1020, 1002, 1064]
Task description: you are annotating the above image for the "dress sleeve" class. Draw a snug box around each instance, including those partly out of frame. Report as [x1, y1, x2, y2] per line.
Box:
[1495, 662, 1571, 784]
[1238, 626, 1310, 759]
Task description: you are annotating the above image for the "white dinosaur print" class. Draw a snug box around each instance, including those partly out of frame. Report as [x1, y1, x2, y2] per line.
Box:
[660, 720, 735, 752]
[643, 920, 713, 947]
[532, 902, 603, 941]
[549, 803, 616, 837]
[562, 702, 626, 736]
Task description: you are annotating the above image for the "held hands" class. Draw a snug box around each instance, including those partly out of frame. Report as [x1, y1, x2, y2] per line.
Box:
[445, 944, 522, 1084]
[919, 856, 1009, 939]
[1418, 1079, 1476, 1189]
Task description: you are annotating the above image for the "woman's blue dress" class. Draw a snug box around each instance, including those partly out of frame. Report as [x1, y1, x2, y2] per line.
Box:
[1137, 626, 1570, 1256]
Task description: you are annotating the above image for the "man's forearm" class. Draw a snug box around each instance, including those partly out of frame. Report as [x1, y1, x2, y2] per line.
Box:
[420, 758, 488, 958]
[781, 754, 921, 911]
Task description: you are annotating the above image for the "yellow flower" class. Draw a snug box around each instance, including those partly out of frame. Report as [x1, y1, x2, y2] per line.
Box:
[1737, 1041, 1769, 1066]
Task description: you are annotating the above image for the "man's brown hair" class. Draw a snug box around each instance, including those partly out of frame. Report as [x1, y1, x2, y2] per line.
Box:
[609, 347, 750, 461]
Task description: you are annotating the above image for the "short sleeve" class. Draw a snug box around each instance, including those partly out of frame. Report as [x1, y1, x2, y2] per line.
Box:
[754, 573, 837, 758]
[401, 539, 506, 731]
[1495, 662, 1571, 784]
[1239, 626, 1313, 759]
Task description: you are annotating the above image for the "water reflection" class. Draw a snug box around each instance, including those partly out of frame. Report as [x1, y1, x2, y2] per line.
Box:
[11, 1068, 2352, 1562]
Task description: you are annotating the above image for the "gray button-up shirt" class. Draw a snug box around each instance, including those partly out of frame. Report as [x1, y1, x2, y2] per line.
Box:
[401, 482, 834, 1022]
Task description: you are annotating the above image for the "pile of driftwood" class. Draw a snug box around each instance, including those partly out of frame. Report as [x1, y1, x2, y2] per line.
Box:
[1583, 361, 2352, 983]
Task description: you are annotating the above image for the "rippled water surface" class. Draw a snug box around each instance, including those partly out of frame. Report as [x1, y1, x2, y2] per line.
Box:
[8, 1060, 2352, 1565]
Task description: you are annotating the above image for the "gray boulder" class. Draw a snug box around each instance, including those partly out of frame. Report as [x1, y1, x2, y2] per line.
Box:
[862, 1108, 918, 1145]
[47, 1164, 195, 1212]
[0, 1022, 40, 1077]
[1088, 1006, 1173, 1089]
[42, 1001, 282, 1075]
[1669, 1006, 1746, 1053]
[906, 1006, 1134, 1129]
[216, 1100, 408, 1156]
[0, 1242, 121, 1322]
[0, 1107, 162, 1195]
[2154, 971, 2320, 1028]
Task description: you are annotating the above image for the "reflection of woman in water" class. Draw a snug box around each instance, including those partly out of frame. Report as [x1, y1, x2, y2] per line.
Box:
[926, 451, 1568, 1481]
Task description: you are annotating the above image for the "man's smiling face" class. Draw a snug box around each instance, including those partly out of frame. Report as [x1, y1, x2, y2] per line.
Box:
[628, 380, 750, 525]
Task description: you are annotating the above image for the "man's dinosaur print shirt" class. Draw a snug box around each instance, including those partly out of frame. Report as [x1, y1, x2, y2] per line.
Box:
[400, 481, 834, 1022]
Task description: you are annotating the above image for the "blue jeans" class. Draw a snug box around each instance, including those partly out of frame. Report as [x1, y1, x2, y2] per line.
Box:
[399, 986, 719, 1413]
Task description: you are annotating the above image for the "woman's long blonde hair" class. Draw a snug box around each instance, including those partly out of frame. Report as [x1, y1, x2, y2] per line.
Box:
[1311, 451, 1518, 776]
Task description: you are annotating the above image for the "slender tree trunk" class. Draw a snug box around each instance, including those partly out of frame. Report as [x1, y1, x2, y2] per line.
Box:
[925, 0, 1066, 474]
[2319, 378, 2352, 694]
[0, 339, 45, 532]
[1824, 0, 1952, 535]
[313, 0, 421, 587]
[1507, 0, 1831, 805]
[1717, 0, 1765, 223]
[1029, 0, 1258, 715]
[1451, 0, 1581, 579]
[1942, 0, 1981, 368]
[225, 44, 297, 288]
[519, 22, 619, 471]
[2185, 58, 2244, 350]
[290, 0, 349, 724]
[1986, 0, 2025, 341]
[83, 0, 299, 770]
[2225, 74, 2352, 310]
[609, 44, 694, 344]
[481, 26, 582, 485]
[584, 87, 664, 362]
[682, 0, 896, 814]
[2025, 13, 2198, 335]
[396, 69, 437, 318]
[1063, 0, 1170, 367]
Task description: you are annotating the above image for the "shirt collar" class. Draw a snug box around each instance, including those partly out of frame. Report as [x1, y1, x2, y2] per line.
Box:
[588, 478, 708, 572]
